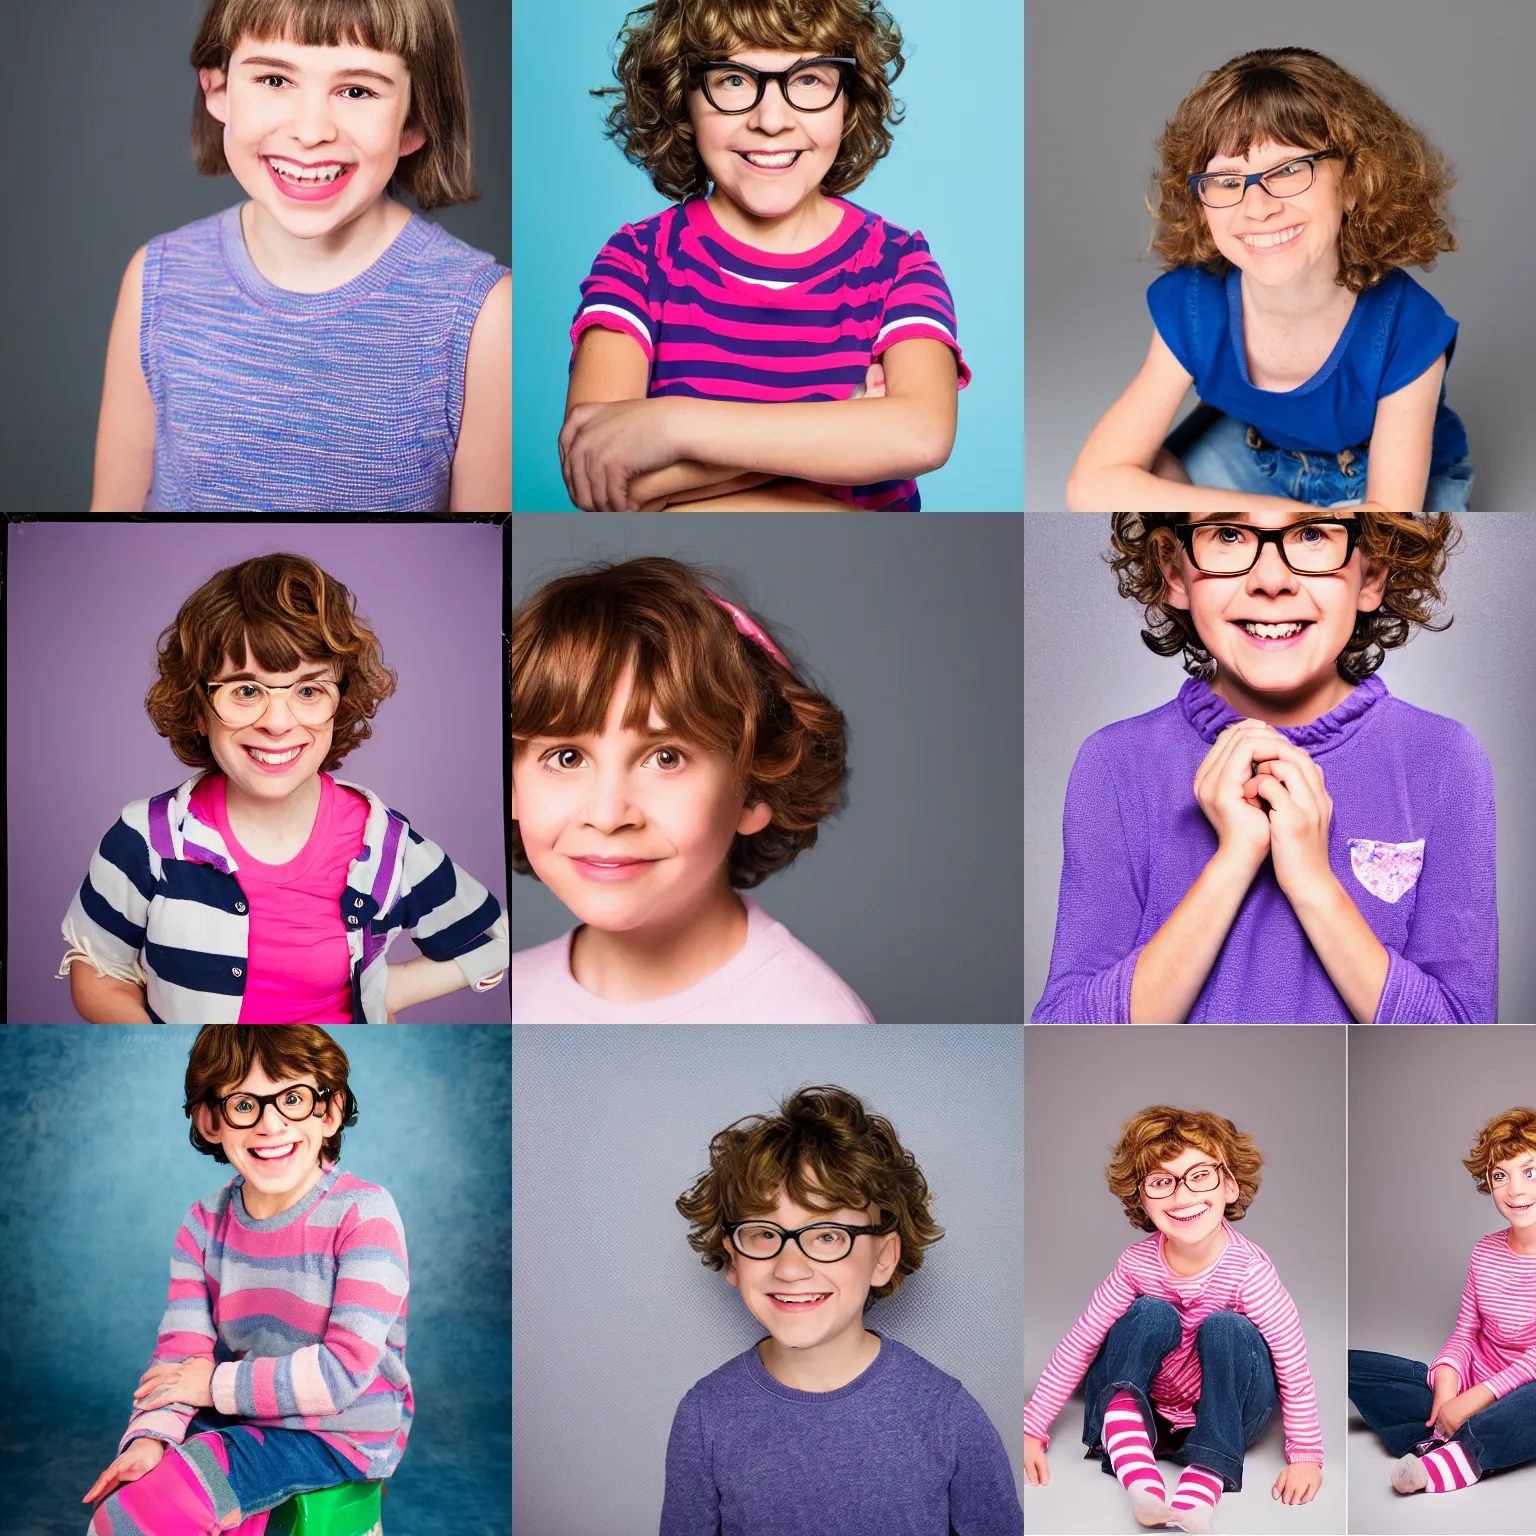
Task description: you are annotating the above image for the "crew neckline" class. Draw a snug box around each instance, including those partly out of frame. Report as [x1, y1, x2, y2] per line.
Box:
[1157, 1219, 1233, 1281]
[686, 195, 861, 267]
[744, 1331, 890, 1403]
[232, 1161, 339, 1230]
[1179, 672, 1388, 753]
[203, 770, 337, 881]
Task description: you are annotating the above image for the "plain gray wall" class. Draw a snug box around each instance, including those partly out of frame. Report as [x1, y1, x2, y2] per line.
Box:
[1025, 0, 1536, 510]
[511, 1024, 1024, 1536]
[512, 513, 1025, 1024]
[1024, 1026, 1346, 1535]
[1024, 512, 1536, 1024]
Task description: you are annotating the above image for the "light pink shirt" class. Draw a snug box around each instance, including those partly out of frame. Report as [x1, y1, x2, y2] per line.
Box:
[1431, 1231, 1536, 1398]
[510, 896, 874, 1024]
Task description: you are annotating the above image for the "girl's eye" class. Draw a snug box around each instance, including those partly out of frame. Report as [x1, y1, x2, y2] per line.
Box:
[256, 74, 375, 99]
[649, 747, 686, 770]
[1492, 1170, 1505, 1183]
[1270, 161, 1306, 180]
[541, 748, 586, 771]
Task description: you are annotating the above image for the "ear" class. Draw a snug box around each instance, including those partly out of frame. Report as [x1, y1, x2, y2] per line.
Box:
[725, 1257, 740, 1293]
[321, 1088, 347, 1138]
[199, 67, 231, 128]
[1220, 1169, 1240, 1213]
[193, 1102, 223, 1148]
[1160, 540, 1193, 611]
[871, 1229, 901, 1289]
[1356, 552, 1389, 615]
[398, 124, 427, 158]
[737, 801, 772, 837]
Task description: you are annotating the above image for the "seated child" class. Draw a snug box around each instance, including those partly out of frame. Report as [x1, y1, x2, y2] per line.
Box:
[82, 1024, 410, 1534]
[1024, 1106, 1322, 1535]
[511, 557, 873, 1023]
[663, 1085, 1022, 1534]
[1349, 1106, 1536, 1497]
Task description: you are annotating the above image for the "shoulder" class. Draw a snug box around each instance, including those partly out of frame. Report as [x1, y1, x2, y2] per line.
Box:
[1069, 698, 1190, 789]
[324, 1172, 405, 1229]
[407, 211, 509, 285]
[1118, 1232, 1161, 1270]
[877, 1336, 964, 1396]
[1147, 264, 1220, 309]
[1374, 693, 1491, 771]
[591, 206, 676, 260]
[737, 900, 875, 1023]
[1471, 1231, 1510, 1263]
[1225, 1227, 1278, 1273]
[1374, 268, 1452, 324]
[191, 1179, 238, 1230]
[510, 933, 579, 1021]
[683, 1344, 766, 1404]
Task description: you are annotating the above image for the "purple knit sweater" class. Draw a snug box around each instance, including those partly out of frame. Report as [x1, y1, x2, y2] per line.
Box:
[1031, 675, 1498, 1024]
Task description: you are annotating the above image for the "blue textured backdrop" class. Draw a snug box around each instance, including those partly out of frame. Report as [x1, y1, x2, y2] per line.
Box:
[0, 1026, 510, 1536]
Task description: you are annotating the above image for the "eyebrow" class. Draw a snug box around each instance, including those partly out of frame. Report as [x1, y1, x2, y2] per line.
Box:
[210, 667, 335, 683]
[237, 54, 400, 86]
[1203, 151, 1311, 175]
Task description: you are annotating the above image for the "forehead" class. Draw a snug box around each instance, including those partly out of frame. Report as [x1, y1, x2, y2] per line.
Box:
[1153, 1144, 1216, 1172]
[749, 1187, 868, 1223]
[210, 643, 337, 683]
[1188, 510, 1323, 527]
[234, 32, 406, 79]
[720, 49, 827, 67]
[1205, 140, 1312, 173]
[1494, 1150, 1536, 1169]
[225, 1063, 315, 1095]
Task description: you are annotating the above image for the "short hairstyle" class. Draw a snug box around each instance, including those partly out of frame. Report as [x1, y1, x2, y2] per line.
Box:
[1149, 47, 1457, 293]
[185, 1024, 359, 1165]
[1106, 513, 1461, 684]
[511, 557, 847, 890]
[1463, 1107, 1536, 1195]
[593, 0, 906, 203]
[189, 0, 481, 210]
[676, 1085, 942, 1300]
[1106, 1105, 1264, 1232]
[145, 552, 399, 774]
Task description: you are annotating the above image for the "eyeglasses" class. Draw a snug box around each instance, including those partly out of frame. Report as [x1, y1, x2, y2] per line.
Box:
[204, 675, 346, 727]
[1187, 150, 1341, 209]
[210, 1084, 337, 1128]
[1173, 519, 1360, 576]
[696, 57, 856, 114]
[725, 1218, 893, 1262]
[1141, 1162, 1228, 1200]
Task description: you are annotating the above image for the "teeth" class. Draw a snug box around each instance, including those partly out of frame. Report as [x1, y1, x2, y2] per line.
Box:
[744, 151, 799, 167]
[1240, 225, 1303, 248]
[247, 745, 302, 764]
[269, 158, 348, 184]
[1240, 621, 1306, 639]
[251, 1144, 296, 1159]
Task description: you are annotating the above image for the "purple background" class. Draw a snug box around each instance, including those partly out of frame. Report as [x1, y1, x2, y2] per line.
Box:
[7, 520, 509, 1024]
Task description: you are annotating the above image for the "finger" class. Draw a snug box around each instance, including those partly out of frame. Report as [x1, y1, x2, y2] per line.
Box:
[1254, 757, 1315, 813]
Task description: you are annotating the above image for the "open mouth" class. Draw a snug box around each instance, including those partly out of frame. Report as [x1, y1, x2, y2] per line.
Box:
[1166, 1203, 1211, 1226]
[249, 1142, 299, 1166]
[737, 150, 802, 172]
[1240, 223, 1304, 251]
[1232, 619, 1313, 650]
[768, 1292, 831, 1310]
[263, 156, 358, 202]
[243, 743, 305, 773]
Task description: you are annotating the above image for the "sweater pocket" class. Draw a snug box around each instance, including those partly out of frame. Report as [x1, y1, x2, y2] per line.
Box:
[1348, 837, 1426, 905]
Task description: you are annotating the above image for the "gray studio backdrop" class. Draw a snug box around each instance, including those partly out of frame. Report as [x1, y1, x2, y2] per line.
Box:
[1348, 1027, 1536, 1536]
[1024, 512, 1536, 1024]
[511, 513, 1025, 1024]
[511, 1024, 1024, 1536]
[0, 0, 509, 512]
[1025, 0, 1536, 510]
[1024, 1026, 1346, 1536]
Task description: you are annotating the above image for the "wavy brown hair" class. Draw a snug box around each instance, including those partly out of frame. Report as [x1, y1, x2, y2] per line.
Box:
[676, 1085, 943, 1300]
[1463, 1107, 1536, 1195]
[1106, 1105, 1264, 1232]
[1149, 47, 1457, 293]
[1107, 513, 1460, 683]
[145, 553, 398, 773]
[593, 0, 905, 203]
[512, 557, 847, 889]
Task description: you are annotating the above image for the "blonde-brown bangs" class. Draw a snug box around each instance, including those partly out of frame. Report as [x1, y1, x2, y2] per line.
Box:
[200, 0, 422, 61]
[1463, 1108, 1536, 1194]
[1194, 72, 1330, 173]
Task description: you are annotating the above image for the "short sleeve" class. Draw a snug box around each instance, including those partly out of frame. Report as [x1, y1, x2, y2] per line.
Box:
[59, 810, 154, 987]
[570, 221, 661, 364]
[1146, 268, 1199, 377]
[872, 228, 971, 386]
[1379, 275, 1459, 398]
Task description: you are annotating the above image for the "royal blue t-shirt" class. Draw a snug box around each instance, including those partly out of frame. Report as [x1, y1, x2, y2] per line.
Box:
[1148, 265, 1468, 472]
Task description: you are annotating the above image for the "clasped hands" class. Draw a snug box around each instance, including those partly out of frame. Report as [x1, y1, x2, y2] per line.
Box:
[133, 1354, 215, 1411]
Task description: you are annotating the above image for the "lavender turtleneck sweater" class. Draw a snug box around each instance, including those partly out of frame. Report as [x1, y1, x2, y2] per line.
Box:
[1031, 675, 1498, 1024]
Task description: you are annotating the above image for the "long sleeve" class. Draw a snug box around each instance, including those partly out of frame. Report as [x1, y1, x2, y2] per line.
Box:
[1429, 1261, 1481, 1392]
[659, 1388, 721, 1536]
[393, 827, 509, 989]
[1239, 1264, 1323, 1465]
[949, 1388, 1024, 1535]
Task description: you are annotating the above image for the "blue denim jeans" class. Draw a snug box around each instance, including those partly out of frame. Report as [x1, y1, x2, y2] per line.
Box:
[1348, 1350, 1536, 1477]
[176, 1409, 369, 1519]
[1170, 406, 1474, 511]
[1082, 1296, 1279, 1490]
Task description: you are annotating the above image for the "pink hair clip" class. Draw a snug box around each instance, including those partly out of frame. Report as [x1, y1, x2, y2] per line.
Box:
[706, 592, 792, 671]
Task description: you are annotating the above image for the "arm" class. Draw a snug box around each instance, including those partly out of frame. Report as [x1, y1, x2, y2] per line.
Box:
[948, 1389, 1025, 1534]
[91, 244, 156, 512]
[1278, 875, 1389, 1024]
[385, 951, 503, 1014]
[1360, 354, 1446, 513]
[59, 813, 155, 1020]
[1242, 1266, 1323, 1466]
[448, 273, 510, 512]
[68, 960, 152, 1023]
[390, 833, 508, 1009]
[658, 1390, 721, 1536]
[1430, 1259, 1482, 1394]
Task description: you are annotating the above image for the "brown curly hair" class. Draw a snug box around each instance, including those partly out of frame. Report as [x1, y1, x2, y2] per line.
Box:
[1106, 1106, 1264, 1232]
[145, 553, 398, 774]
[1463, 1107, 1536, 1195]
[511, 557, 847, 890]
[676, 1084, 943, 1301]
[1149, 47, 1457, 293]
[1107, 513, 1460, 683]
[593, 0, 905, 203]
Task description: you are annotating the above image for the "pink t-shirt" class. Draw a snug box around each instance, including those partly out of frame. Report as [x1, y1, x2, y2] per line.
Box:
[191, 771, 370, 1023]
[510, 896, 874, 1024]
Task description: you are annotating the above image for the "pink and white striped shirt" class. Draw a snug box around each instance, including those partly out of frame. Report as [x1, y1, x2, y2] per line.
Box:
[1430, 1230, 1536, 1397]
[1023, 1224, 1323, 1465]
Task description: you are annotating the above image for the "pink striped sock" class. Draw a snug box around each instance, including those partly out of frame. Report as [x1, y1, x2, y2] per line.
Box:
[1421, 1439, 1480, 1492]
[1104, 1390, 1167, 1505]
[1169, 1463, 1224, 1533]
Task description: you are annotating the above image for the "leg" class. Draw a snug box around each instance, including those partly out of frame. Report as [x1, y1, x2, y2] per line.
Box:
[1171, 411, 1280, 497]
[1440, 1378, 1536, 1480]
[1175, 1311, 1279, 1497]
[1347, 1349, 1436, 1457]
[88, 1436, 268, 1536]
[1422, 458, 1474, 513]
[663, 479, 858, 511]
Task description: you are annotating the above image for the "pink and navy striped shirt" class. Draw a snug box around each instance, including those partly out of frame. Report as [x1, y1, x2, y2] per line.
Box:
[1023, 1224, 1323, 1465]
[120, 1165, 412, 1478]
[570, 197, 970, 511]
[1430, 1231, 1536, 1397]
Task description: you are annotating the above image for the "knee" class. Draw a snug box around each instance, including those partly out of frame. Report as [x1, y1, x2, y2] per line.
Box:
[1123, 1295, 1181, 1337]
[1196, 1309, 1260, 1348]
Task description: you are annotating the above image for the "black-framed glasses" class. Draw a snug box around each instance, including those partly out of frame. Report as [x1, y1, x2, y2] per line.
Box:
[1173, 519, 1360, 576]
[696, 57, 856, 114]
[203, 675, 347, 728]
[209, 1084, 337, 1129]
[1187, 150, 1341, 208]
[725, 1218, 893, 1262]
[1142, 1162, 1228, 1200]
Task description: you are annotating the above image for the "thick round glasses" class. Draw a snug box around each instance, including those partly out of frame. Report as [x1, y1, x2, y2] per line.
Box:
[1187, 150, 1340, 209]
[1174, 520, 1359, 576]
[213, 1084, 334, 1129]
[726, 1218, 892, 1262]
[697, 58, 855, 114]
[204, 676, 344, 727]
[1142, 1163, 1226, 1200]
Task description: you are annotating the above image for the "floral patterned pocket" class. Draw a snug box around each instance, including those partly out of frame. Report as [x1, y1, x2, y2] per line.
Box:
[1348, 838, 1426, 904]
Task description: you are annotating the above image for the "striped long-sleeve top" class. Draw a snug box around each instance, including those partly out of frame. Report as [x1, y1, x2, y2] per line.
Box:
[1023, 1225, 1323, 1465]
[121, 1166, 411, 1478]
[570, 197, 970, 511]
[1430, 1231, 1536, 1397]
[59, 770, 508, 1023]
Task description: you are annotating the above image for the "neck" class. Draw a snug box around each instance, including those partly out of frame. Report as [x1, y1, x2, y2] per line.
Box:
[706, 187, 840, 255]
[1507, 1224, 1536, 1257]
[1162, 1221, 1230, 1276]
[222, 768, 324, 842]
[1210, 666, 1356, 729]
[1238, 254, 1354, 326]
[759, 1324, 880, 1393]
[243, 1159, 325, 1220]
[570, 883, 751, 1002]
[240, 194, 405, 292]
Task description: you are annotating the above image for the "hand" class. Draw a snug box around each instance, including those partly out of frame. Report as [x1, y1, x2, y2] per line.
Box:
[83, 1436, 165, 1504]
[558, 398, 678, 512]
[1241, 736, 1334, 899]
[849, 361, 887, 399]
[1434, 1384, 1495, 1438]
[1193, 720, 1282, 870]
[1427, 1368, 1459, 1430]
[1271, 1461, 1322, 1504]
[133, 1355, 214, 1412]
[1023, 1434, 1050, 1486]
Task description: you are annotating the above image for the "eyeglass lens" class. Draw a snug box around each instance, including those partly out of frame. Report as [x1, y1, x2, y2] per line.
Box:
[1143, 1164, 1222, 1198]
[210, 679, 340, 727]
[223, 1086, 318, 1127]
[1195, 158, 1316, 208]
[1191, 523, 1349, 574]
[703, 62, 842, 112]
[731, 1222, 854, 1260]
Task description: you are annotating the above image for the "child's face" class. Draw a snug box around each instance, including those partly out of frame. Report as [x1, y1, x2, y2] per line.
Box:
[1489, 1149, 1536, 1234]
[688, 50, 847, 222]
[1139, 1144, 1238, 1249]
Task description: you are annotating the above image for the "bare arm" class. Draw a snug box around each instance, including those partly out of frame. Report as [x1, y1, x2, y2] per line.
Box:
[69, 960, 153, 1023]
[385, 954, 499, 1016]
[448, 273, 510, 512]
[90, 245, 155, 513]
[1361, 354, 1446, 513]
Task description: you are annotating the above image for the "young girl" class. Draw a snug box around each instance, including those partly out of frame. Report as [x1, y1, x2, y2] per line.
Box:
[560, 0, 969, 512]
[1067, 47, 1470, 515]
[1031, 511, 1497, 1025]
[1350, 1107, 1536, 1499]
[511, 556, 872, 1023]
[1024, 1107, 1322, 1535]
[91, 0, 510, 513]
[83, 1025, 408, 1535]
[60, 552, 507, 1023]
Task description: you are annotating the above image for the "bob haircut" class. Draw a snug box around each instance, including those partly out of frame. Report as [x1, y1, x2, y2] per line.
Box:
[185, 1024, 359, 1166]
[1149, 47, 1456, 294]
[145, 552, 398, 774]
[1106, 1105, 1263, 1232]
[675, 1084, 943, 1301]
[189, 0, 481, 210]
[1463, 1107, 1536, 1195]
[511, 556, 848, 890]
[594, 0, 906, 203]
[1107, 512, 1461, 684]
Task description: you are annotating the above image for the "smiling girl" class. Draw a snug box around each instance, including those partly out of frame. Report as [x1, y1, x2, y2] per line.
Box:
[1068, 48, 1469, 514]
[91, 0, 509, 512]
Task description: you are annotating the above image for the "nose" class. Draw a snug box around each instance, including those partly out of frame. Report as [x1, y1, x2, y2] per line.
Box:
[580, 763, 642, 834]
[289, 86, 339, 145]
[1241, 177, 1283, 215]
[748, 80, 794, 133]
[1247, 538, 1300, 592]
[258, 1101, 290, 1134]
[771, 1238, 815, 1279]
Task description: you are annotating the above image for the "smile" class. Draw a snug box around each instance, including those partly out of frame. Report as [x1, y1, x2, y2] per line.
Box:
[737, 150, 802, 171]
[1232, 619, 1313, 649]
[244, 743, 304, 771]
[263, 156, 358, 202]
[249, 1142, 299, 1163]
[1166, 1203, 1210, 1225]
[768, 1292, 831, 1309]
[1239, 223, 1304, 251]
[569, 856, 657, 883]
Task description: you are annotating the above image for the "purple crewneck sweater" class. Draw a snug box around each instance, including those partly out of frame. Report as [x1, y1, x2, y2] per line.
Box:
[660, 1335, 1023, 1536]
[1031, 675, 1498, 1024]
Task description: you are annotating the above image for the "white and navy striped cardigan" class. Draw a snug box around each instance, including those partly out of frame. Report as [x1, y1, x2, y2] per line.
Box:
[59, 771, 508, 1022]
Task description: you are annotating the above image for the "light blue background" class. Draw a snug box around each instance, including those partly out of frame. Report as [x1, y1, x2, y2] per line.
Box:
[512, 0, 1023, 512]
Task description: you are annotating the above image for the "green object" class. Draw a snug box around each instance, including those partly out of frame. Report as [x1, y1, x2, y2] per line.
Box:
[265, 1480, 382, 1536]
